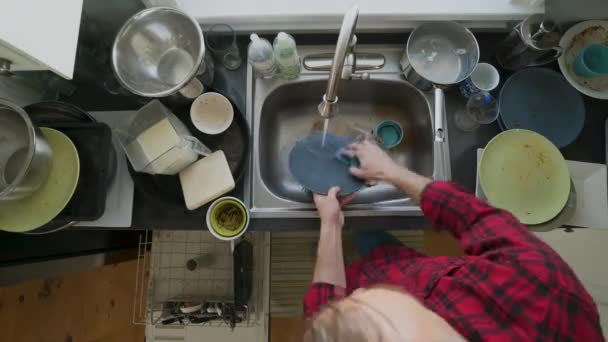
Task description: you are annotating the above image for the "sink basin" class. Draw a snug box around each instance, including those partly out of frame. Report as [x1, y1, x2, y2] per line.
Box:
[259, 79, 433, 204]
[246, 45, 450, 217]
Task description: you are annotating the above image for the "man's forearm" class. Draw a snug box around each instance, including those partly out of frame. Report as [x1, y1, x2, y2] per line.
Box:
[386, 167, 431, 203]
[312, 223, 346, 288]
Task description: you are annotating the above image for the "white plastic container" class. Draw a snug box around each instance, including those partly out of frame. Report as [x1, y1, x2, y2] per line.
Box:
[273, 32, 300, 79]
[118, 100, 209, 175]
[248, 33, 277, 78]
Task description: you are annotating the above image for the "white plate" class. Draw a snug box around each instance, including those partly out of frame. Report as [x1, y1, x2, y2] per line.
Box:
[558, 20, 608, 100]
[565, 161, 608, 229]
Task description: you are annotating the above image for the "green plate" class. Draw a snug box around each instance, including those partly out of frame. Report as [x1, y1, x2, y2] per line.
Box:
[0, 128, 80, 232]
[480, 129, 571, 225]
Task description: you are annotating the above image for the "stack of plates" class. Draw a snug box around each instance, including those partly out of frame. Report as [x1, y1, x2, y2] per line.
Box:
[479, 130, 573, 227]
[558, 20, 608, 100]
[475, 149, 576, 232]
[498, 68, 585, 149]
[0, 127, 80, 233]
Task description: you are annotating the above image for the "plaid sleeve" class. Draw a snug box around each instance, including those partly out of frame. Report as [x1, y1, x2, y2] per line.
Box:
[302, 283, 337, 318]
[420, 181, 556, 258]
[421, 182, 604, 340]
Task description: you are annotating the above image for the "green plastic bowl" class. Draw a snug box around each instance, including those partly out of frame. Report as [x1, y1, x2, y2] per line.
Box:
[374, 120, 403, 149]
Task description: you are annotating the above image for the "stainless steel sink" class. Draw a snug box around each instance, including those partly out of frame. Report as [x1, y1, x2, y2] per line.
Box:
[245, 46, 451, 218]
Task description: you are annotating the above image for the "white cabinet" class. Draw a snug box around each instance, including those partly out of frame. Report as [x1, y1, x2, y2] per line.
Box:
[0, 0, 83, 80]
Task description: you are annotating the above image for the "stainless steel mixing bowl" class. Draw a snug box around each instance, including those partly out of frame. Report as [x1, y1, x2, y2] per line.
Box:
[111, 7, 205, 98]
[0, 99, 53, 200]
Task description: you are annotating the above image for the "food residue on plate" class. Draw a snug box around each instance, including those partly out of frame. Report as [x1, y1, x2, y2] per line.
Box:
[536, 151, 548, 167]
[565, 25, 608, 91]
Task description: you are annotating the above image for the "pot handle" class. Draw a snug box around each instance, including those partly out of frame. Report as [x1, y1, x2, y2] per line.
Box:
[432, 87, 450, 180]
[533, 46, 563, 66]
[434, 88, 445, 142]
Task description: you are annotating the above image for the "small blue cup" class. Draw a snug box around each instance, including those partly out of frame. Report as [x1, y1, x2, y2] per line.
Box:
[573, 44, 608, 78]
[374, 120, 403, 149]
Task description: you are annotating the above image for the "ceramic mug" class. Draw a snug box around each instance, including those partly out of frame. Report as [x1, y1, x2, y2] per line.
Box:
[206, 196, 249, 241]
[459, 63, 500, 98]
[190, 92, 234, 135]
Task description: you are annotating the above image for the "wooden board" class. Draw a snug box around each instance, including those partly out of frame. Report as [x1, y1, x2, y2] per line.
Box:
[0, 260, 145, 342]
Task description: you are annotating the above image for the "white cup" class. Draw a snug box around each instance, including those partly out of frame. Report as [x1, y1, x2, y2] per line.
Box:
[459, 63, 500, 98]
[190, 92, 234, 135]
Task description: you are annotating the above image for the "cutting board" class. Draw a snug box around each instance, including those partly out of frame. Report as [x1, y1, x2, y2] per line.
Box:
[179, 151, 235, 210]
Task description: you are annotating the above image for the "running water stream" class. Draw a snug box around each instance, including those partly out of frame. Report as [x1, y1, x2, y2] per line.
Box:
[321, 118, 330, 147]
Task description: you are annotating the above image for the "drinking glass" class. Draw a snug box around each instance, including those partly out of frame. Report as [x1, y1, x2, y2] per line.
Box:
[205, 24, 242, 70]
[454, 92, 499, 132]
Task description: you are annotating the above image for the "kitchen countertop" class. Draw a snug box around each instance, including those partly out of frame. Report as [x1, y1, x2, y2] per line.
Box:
[67, 33, 608, 231]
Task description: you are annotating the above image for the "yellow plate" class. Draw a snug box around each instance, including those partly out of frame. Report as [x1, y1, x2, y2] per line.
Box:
[0, 128, 80, 232]
[480, 129, 571, 225]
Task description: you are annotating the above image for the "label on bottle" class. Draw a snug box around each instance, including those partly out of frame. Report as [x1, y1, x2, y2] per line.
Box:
[278, 48, 295, 59]
[253, 59, 277, 76]
[278, 62, 300, 79]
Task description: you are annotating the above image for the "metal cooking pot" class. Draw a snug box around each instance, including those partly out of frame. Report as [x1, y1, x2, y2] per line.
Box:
[496, 14, 563, 70]
[0, 99, 53, 200]
[111, 7, 205, 98]
[401, 22, 479, 143]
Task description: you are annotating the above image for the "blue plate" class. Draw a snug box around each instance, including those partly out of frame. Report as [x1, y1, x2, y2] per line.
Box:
[288, 133, 364, 196]
[497, 113, 507, 131]
[499, 68, 585, 148]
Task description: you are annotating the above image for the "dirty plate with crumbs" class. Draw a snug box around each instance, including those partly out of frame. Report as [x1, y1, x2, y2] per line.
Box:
[559, 20, 608, 99]
[479, 129, 571, 225]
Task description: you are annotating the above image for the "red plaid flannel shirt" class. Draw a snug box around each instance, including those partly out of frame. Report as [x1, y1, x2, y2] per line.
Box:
[303, 181, 604, 341]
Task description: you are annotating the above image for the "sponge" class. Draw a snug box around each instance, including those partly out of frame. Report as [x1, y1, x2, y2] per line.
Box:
[179, 151, 235, 210]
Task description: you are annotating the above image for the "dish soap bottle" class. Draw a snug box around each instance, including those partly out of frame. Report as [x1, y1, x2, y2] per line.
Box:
[273, 32, 300, 79]
[248, 33, 277, 79]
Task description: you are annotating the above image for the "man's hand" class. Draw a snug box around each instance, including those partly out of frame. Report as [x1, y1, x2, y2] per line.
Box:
[346, 140, 431, 202]
[346, 140, 402, 183]
[313, 187, 353, 230]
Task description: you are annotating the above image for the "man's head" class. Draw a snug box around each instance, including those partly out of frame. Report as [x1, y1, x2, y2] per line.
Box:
[304, 286, 466, 342]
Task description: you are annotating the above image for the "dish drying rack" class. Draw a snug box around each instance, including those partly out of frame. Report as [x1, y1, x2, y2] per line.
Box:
[133, 230, 267, 328]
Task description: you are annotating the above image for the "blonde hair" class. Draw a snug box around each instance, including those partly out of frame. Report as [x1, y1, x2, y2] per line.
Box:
[303, 297, 397, 342]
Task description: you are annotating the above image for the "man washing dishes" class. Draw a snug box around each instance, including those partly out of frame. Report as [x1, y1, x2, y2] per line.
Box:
[302, 140, 604, 341]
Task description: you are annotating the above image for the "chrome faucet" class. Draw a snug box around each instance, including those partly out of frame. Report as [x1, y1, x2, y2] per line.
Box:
[318, 5, 362, 119]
